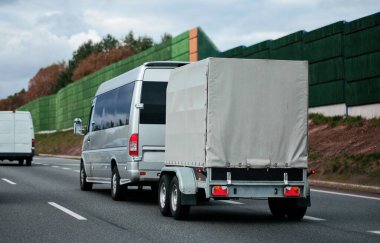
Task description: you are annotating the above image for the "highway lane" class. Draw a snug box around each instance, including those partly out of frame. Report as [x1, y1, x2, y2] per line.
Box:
[1, 157, 380, 242]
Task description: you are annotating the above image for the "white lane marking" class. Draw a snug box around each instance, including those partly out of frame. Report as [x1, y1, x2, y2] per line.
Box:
[58, 164, 80, 166]
[74, 170, 80, 173]
[311, 189, 380, 201]
[368, 231, 380, 235]
[48, 202, 87, 221]
[303, 215, 325, 221]
[218, 200, 244, 205]
[51, 166, 59, 168]
[2, 178, 16, 185]
[34, 162, 41, 165]
[62, 167, 71, 170]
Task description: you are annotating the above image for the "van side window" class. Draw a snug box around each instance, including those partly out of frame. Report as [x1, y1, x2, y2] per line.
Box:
[140, 81, 168, 124]
[93, 98, 104, 131]
[101, 89, 117, 129]
[87, 105, 94, 132]
[92, 82, 135, 131]
[115, 83, 134, 126]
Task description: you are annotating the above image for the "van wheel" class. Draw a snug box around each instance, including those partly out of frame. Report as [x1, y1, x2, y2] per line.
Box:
[268, 198, 286, 219]
[159, 175, 171, 216]
[25, 158, 32, 166]
[111, 167, 126, 201]
[285, 199, 307, 221]
[18, 159, 24, 166]
[80, 164, 93, 191]
[170, 176, 190, 220]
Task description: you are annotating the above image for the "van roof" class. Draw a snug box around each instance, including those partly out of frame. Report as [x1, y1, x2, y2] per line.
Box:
[95, 61, 189, 97]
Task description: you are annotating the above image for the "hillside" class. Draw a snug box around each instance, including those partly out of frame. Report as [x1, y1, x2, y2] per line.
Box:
[308, 116, 380, 186]
[35, 115, 380, 186]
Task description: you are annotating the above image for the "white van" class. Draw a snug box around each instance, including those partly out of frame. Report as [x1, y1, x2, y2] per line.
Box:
[74, 61, 188, 200]
[0, 111, 35, 166]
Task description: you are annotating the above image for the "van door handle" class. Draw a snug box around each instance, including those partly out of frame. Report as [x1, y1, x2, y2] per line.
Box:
[87, 138, 90, 142]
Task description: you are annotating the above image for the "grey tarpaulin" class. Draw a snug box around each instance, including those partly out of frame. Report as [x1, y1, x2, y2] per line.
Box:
[166, 58, 308, 169]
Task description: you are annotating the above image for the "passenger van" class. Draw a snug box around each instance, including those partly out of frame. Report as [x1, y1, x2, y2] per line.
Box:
[74, 62, 188, 200]
[0, 111, 35, 166]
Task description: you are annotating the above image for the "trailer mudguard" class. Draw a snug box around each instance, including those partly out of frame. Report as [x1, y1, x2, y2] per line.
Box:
[161, 167, 197, 194]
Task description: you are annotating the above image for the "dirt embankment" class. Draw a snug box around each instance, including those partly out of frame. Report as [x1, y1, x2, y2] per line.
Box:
[309, 120, 380, 186]
[35, 130, 82, 156]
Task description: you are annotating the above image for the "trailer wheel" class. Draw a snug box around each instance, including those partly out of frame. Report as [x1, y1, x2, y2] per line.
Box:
[170, 176, 190, 220]
[80, 163, 93, 191]
[158, 175, 171, 216]
[18, 159, 24, 166]
[268, 198, 286, 219]
[111, 166, 126, 201]
[285, 199, 307, 220]
[25, 158, 32, 166]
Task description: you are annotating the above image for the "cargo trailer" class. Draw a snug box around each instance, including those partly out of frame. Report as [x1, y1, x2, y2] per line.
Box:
[158, 58, 311, 220]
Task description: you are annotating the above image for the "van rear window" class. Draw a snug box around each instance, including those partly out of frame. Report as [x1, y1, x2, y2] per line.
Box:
[140, 82, 167, 124]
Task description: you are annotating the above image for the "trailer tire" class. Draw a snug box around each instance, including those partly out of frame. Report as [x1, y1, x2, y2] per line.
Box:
[285, 199, 307, 221]
[80, 163, 93, 191]
[18, 159, 24, 166]
[25, 158, 32, 166]
[268, 198, 286, 219]
[151, 184, 159, 197]
[170, 176, 190, 220]
[159, 175, 172, 216]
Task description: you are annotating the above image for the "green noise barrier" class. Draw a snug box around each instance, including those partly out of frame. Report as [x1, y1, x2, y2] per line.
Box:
[19, 30, 191, 132]
[18, 12, 380, 130]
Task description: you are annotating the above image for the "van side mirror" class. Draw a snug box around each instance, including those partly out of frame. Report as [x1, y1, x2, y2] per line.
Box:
[74, 118, 83, 135]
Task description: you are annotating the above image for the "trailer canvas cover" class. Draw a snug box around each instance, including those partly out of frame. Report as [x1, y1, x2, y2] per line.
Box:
[166, 58, 308, 169]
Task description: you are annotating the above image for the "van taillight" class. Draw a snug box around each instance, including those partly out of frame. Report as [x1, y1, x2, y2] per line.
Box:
[32, 139, 35, 147]
[129, 133, 138, 156]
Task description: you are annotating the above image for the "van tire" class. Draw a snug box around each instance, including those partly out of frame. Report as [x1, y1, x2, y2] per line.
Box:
[18, 159, 24, 166]
[170, 176, 190, 220]
[268, 198, 286, 219]
[80, 164, 93, 191]
[26, 158, 32, 166]
[158, 175, 171, 216]
[111, 167, 126, 201]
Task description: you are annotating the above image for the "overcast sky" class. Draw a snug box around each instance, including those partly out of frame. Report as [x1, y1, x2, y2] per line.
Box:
[0, 0, 378, 99]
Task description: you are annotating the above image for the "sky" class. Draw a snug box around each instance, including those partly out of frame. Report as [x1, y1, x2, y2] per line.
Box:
[0, 0, 379, 99]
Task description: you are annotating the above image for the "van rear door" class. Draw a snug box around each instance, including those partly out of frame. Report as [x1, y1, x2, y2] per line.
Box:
[14, 113, 32, 154]
[138, 69, 171, 172]
[0, 112, 14, 153]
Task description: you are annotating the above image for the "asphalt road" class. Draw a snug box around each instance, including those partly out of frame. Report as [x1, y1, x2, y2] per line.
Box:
[1, 157, 380, 243]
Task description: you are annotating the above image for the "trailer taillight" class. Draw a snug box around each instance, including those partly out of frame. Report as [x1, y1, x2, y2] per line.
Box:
[212, 186, 228, 196]
[129, 133, 138, 156]
[284, 186, 300, 197]
[32, 139, 35, 147]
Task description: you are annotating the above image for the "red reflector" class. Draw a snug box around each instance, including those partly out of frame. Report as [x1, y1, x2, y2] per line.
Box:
[32, 139, 35, 147]
[284, 186, 300, 197]
[140, 172, 146, 176]
[129, 133, 138, 156]
[197, 168, 202, 173]
[212, 186, 228, 196]
[311, 169, 316, 175]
